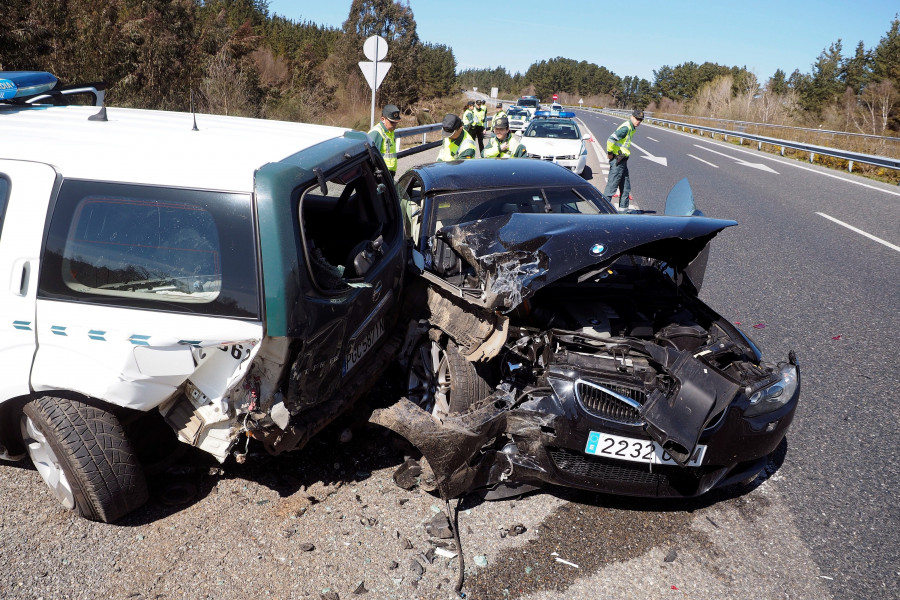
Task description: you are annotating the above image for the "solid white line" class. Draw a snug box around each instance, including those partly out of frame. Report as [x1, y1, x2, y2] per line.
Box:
[577, 118, 607, 163]
[816, 212, 900, 253]
[687, 154, 719, 168]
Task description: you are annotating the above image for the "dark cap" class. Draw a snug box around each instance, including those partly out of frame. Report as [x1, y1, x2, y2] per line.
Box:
[496, 102, 502, 108]
[442, 113, 463, 136]
[466, 99, 475, 107]
[632, 109, 645, 121]
[493, 117, 510, 129]
[382, 104, 401, 122]
[476, 99, 483, 104]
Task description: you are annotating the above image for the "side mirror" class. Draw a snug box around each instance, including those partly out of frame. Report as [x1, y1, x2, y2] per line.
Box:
[515, 131, 523, 138]
[582, 133, 591, 141]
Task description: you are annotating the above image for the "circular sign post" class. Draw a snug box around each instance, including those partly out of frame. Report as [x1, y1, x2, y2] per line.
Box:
[362, 35, 390, 127]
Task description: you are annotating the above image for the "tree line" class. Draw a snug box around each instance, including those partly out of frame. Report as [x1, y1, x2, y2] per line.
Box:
[1, 2, 897, 136]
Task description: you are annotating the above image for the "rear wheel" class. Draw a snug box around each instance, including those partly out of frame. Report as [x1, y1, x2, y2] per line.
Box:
[406, 335, 492, 417]
[21, 397, 148, 523]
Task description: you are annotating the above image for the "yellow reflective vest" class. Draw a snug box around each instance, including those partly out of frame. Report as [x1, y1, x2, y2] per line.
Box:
[606, 119, 636, 158]
[368, 122, 397, 172]
[474, 105, 487, 127]
[437, 130, 478, 161]
[482, 134, 525, 159]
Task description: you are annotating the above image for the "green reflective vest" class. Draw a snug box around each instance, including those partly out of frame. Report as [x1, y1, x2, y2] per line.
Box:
[482, 133, 525, 159]
[368, 121, 397, 172]
[474, 106, 487, 127]
[463, 108, 476, 130]
[606, 119, 636, 158]
[437, 130, 478, 161]
[490, 110, 507, 128]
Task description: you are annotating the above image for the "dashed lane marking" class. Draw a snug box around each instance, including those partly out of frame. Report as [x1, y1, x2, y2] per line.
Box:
[687, 154, 719, 168]
[816, 212, 900, 253]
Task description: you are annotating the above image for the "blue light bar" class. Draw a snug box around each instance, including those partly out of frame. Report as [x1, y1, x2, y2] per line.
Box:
[0, 71, 58, 100]
[534, 110, 575, 118]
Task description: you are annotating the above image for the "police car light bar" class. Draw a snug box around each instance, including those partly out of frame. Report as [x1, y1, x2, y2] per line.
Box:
[0, 71, 58, 100]
[534, 110, 575, 118]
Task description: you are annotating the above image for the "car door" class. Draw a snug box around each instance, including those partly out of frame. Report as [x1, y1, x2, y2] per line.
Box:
[286, 154, 405, 412]
[0, 160, 57, 403]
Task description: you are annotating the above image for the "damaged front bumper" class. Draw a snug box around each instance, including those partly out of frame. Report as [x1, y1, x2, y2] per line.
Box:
[371, 359, 800, 500]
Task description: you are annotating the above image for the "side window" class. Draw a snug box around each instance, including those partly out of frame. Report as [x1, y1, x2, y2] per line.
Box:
[39, 180, 260, 319]
[0, 176, 9, 239]
[299, 158, 397, 292]
[399, 176, 423, 246]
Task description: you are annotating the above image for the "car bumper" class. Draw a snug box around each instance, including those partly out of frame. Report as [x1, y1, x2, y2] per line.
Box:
[526, 154, 586, 175]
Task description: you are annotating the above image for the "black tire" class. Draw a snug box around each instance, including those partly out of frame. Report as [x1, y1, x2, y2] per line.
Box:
[21, 397, 148, 523]
[407, 335, 493, 417]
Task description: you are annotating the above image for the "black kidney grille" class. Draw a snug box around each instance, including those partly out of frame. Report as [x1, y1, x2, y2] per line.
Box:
[576, 380, 646, 425]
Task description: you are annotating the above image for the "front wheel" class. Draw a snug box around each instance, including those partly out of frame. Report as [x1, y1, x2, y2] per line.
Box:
[406, 335, 493, 418]
[21, 397, 148, 523]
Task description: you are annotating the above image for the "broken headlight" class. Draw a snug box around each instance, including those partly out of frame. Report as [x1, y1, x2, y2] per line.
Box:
[744, 363, 798, 417]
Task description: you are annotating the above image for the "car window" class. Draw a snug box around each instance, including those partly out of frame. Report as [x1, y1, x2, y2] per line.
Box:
[0, 176, 9, 239]
[432, 186, 612, 229]
[39, 180, 260, 318]
[525, 120, 579, 139]
[299, 156, 397, 292]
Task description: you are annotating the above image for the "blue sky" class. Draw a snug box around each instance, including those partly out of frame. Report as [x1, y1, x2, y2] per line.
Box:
[265, 0, 899, 82]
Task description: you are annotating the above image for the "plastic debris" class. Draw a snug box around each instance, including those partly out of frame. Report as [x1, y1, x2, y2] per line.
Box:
[819, 575, 834, 580]
[752, 323, 766, 329]
[734, 321, 741, 325]
[473, 555, 488, 567]
[831, 335, 842, 340]
[671, 585, 679, 590]
[553, 557, 579, 568]
[435, 547, 458, 559]
[525, 567, 533, 574]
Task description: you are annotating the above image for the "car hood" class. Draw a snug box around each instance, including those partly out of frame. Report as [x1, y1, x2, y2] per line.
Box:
[522, 138, 582, 154]
[438, 212, 737, 311]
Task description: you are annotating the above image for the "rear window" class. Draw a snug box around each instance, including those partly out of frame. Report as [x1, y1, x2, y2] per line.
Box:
[39, 180, 260, 318]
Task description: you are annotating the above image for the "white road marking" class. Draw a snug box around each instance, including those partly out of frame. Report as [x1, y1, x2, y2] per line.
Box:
[631, 141, 668, 166]
[646, 137, 659, 142]
[688, 154, 719, 168]
[696, 144, 779, 173]
[653, 124, 900, 199]
[815, 212, 900, 253]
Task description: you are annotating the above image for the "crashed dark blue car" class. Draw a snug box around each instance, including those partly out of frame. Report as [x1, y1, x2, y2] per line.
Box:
[375, 159, 800, 500]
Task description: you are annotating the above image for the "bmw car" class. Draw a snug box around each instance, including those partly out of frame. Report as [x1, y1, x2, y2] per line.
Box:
[520, 111, 590, 175]
[377, 159, 800, 501]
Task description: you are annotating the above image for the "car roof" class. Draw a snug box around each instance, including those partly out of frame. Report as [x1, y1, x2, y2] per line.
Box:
[406, 158, 590, 193]
[0, 104, 351, 192]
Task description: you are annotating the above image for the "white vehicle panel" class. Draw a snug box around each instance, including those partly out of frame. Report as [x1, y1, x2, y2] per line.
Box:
[31, 300, 263, 411]
[0, 160, 57, 402]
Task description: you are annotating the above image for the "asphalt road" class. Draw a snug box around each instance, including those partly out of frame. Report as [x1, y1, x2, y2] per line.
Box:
[1, 114, 898, 600]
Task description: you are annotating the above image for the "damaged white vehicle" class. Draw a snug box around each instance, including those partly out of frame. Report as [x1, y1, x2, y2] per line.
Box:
[0, 72, 406, 521]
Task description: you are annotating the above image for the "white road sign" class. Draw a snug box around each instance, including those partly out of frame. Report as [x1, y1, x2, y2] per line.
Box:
[359, 62, 392, 90]
[363, 35, 388, 61]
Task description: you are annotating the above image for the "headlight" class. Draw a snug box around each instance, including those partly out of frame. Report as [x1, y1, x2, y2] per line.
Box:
[744, 363, 799, 417]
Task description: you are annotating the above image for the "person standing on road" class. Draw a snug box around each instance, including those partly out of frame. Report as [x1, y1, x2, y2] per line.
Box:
[368, 104, 402, 176]
[490, 102, 507, 131]
[472, 99, 487, 154]
[462, 100, 476, 138]
[604, 109, 644, 211]
[482, 117, 526, 158]
[437, 113, 478, 161]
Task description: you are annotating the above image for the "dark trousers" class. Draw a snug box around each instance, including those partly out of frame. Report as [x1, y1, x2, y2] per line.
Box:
[472, 125, 485, 154]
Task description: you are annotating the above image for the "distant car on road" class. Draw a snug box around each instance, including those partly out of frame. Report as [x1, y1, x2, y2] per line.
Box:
[505, 105, 530, 131]
[520, 110, 590, 175]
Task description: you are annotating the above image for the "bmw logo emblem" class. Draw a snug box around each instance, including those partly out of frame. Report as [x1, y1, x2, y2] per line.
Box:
[590, 244, 605, 256]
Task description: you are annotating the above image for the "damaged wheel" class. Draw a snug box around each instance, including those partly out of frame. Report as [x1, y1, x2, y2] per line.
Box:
[21, 397, 149, 523]
[406, 335, 492, 417]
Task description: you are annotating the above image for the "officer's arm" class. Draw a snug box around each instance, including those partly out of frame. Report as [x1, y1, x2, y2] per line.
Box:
[369, 129, 384, 151]
[458, 147, 477, 159]
[512, 144, 527, 158]
[483, 140, 500, 158]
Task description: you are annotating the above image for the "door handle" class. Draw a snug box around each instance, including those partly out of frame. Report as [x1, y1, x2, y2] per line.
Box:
[11, 259, 31, 296]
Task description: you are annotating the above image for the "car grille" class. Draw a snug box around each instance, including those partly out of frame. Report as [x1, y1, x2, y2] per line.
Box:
[527, 153, 555, 161]
[548, 447, 669, 485]
[575, 379, 645, 425]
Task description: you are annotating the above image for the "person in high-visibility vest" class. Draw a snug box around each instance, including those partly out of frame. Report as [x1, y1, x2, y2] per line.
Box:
[437, 113, 478, 161]
[368, 104, 401, 176]
[472, 99, 488, 154]
[490, 102, 507, 130]
[604, 109, 644, 211]
[482, 117, 526, 158]
[462, 100, 476, 136]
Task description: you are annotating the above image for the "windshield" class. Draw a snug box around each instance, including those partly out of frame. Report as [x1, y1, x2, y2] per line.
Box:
[432, 185, 614, 229]
[524, 120, 580, 139]
[517, 98, 539, 108]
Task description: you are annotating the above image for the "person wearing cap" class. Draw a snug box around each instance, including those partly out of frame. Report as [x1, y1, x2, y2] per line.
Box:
[482, 117, 526, 159]
[437, 113, 478, 161]
[368, 104, 402, 175]
[462, 100, 476, 136]
[604, 109, 644, 211]
[472, 99, 488, 154]
[490, 102, 507, 130]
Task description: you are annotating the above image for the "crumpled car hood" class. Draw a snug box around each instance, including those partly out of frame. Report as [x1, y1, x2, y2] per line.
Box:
[439, 213, 737, 311]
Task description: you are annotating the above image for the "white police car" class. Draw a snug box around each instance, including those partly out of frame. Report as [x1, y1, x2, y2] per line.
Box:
[520, 111, 590, 175]
[0, 72, 406, 522]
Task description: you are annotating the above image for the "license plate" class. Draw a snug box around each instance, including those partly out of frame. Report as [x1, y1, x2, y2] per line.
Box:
[585, 431, 706, 467]
[342, 318, 385, 375]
